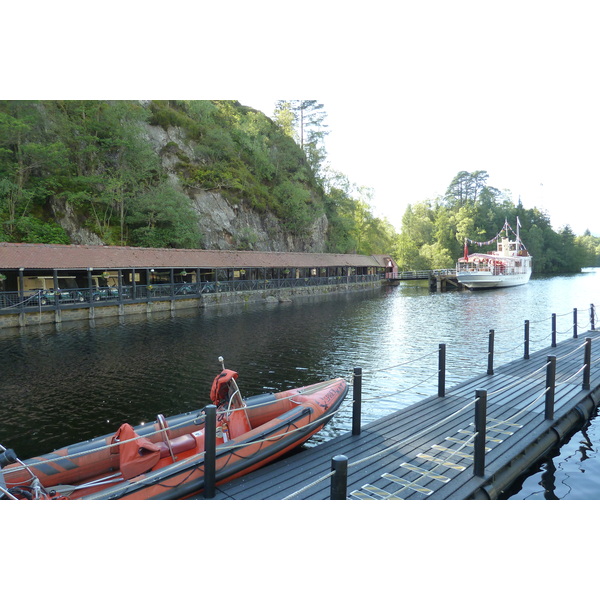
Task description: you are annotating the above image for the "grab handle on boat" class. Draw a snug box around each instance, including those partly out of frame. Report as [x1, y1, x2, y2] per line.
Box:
[157, 414, 175, 462]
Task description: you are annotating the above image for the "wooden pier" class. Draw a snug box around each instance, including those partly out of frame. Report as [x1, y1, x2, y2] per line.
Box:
[198, 321, 599, 500]
[385, 270, 463, 291]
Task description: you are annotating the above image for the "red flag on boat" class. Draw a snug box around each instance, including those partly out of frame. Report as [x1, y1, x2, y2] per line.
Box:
[463, 240, 468, 260]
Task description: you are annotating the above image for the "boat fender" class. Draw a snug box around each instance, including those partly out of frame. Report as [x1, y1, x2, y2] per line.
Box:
[0, 447, 17, 469]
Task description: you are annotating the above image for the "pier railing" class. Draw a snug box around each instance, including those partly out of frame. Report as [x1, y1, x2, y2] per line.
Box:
[279, 302, 599, 499]
[6, 302, 595, 500]
[198, 305, 600, 500]
[386, 269, 456, 281]
[140, 299, 598, 500]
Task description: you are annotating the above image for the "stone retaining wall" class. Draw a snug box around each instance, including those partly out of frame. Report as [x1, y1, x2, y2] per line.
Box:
[0, 280, 382, 329]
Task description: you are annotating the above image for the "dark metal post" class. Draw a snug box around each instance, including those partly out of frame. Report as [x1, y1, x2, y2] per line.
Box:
[474, 390, 487, 478]
[552, 313, 557, 347]
[117, 269, 123, 301]
[545, 356, 556, 420]
[87, 269, 94, 304]
[573, 308, 578, 339]
[330, 455, 348, 500]
[524, 320, 530, 360]
[52, 269, 59, 307]
[583, 338, 592, 391]
[131, 268, 137, 299]
[591, 304, 596, 331]
[487, 330, 495, 376]
[204, 404, 216, 499]
[438, 343, 446, 397]
[352, 367, 362, 435]
[18, 269, 24, 304]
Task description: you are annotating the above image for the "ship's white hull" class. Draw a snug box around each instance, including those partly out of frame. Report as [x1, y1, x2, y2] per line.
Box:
[457, 271, 531, 289]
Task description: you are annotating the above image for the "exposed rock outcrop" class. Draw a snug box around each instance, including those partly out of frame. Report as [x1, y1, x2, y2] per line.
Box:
[143, 123, 328, 253]
[49, 118, 329, 252]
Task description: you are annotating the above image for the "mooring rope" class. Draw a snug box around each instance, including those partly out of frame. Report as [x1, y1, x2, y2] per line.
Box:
[487, 361, 549, 398]
[361, 370, 440, 402]
[362, 349, 439, 375]
[555, 339, 589, 362]
[556, 364, 587, 386]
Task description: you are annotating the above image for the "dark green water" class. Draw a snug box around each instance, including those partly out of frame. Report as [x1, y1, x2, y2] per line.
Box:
[1, 271, 598, 498]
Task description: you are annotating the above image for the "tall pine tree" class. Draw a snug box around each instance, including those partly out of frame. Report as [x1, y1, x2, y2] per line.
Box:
[274, 100, 329, 179]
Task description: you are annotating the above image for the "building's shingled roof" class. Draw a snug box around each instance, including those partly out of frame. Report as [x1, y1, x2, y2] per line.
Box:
[0, 243, 395, 270]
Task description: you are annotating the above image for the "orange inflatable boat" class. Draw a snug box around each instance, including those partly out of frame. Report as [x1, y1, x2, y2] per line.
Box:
[0, 359, 348, 500]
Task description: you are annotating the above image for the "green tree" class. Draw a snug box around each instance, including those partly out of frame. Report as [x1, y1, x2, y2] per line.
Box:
[126, 182, 200, 248]
[273, 101, 295, 138]
[276, 100, 329, 180]
[0, 101, 69, 238]
[576, 231, 600, 267]
[396, 170, 589, 274]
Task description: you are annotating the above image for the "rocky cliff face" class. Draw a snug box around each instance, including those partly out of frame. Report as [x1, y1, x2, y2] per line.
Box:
[189, 190, 328, 252]
[143, 122, 328, 253]
[48, 117, 328, 252]
[50, 197, 104, 246]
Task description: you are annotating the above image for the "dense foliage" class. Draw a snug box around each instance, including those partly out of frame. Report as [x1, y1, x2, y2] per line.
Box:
[0, 100, 395, 254]
[1, 102, 595, 271]
[0, 100, 198, 247]
[394, 170, 600, 272]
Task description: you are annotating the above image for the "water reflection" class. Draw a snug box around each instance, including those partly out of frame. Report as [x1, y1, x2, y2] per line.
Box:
[504, 407, 600, 500]
[0, 271, 598, 499]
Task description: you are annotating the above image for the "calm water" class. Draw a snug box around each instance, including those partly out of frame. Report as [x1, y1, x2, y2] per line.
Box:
[1, 271, 598, 499]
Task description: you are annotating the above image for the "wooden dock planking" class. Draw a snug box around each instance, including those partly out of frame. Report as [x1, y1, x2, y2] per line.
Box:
[201, 330, 600, 500]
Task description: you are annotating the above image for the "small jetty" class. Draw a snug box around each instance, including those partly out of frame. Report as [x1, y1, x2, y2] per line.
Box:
[198, 306, 599, 500]
[385, 270, 463, 292]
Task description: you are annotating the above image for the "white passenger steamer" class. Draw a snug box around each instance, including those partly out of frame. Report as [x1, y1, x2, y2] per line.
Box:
[456, 219, 532, 289]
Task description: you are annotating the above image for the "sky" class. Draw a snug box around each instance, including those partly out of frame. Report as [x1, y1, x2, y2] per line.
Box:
[238, 2, 599, 236]
[5, 0, 600, 241]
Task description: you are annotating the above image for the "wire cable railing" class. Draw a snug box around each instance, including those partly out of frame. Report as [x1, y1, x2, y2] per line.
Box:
[2, 301, 598, 500]
[281, 302, 599, 499]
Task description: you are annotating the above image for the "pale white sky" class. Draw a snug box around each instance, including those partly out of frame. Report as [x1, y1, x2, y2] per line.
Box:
[7, 1, 600, 236]
[239, 1, 600, 236]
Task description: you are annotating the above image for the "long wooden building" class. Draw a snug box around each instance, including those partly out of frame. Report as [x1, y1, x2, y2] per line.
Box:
[0, 243, 397, 328]
[0, 242, 396, 289]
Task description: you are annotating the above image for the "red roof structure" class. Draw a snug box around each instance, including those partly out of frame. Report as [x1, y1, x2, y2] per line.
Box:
[0, 243, 395, 271]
